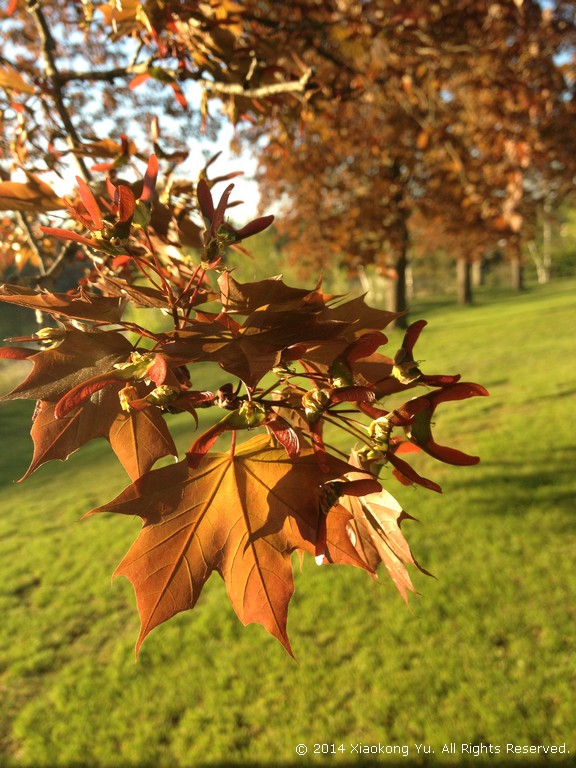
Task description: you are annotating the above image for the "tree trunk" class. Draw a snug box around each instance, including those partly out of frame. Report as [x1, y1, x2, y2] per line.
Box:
[510, 257, 525, 291]
[456, 259, 473, 305]
[406, 262, 415, 301]
[386, 218, 409, 328]
[536, 262, 551, 284]
[472, 259, 485, 287]
[540, 201, 552, 283]
[527, 208, 552, 284]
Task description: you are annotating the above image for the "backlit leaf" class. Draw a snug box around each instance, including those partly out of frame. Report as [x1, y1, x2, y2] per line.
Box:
[92, 435, 370, 654]
[1, 329, 132, 403]
[342, 457, 430, 601]
[0, 285, 123, 324]
[0, 65, 36, 94]
[23, 386, 177, 481]
[0, 176, 66, 212]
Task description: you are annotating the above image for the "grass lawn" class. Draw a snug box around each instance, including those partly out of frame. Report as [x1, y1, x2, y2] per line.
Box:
[0, 278, 575, 767]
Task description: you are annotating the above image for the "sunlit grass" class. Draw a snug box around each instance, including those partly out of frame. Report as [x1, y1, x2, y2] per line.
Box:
[1, 278, 575, 766]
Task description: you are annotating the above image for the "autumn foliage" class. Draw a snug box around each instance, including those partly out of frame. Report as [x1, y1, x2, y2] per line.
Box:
[0, 1, 501, 655]
[0, 161, 488, 655]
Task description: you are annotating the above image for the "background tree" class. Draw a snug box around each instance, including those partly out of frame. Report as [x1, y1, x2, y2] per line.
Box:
[246, 0, 576, 308]
[3, 2, 575, 306]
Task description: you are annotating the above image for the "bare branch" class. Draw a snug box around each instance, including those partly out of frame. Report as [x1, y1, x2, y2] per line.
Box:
[53, 62, 315, 102]
[196, 68, 315, 99]
[56, 60, 153, 84]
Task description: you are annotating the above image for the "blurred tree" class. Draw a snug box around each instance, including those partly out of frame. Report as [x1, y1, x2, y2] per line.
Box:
[1, 1, 575, 305]
[245, 0, 576, 309]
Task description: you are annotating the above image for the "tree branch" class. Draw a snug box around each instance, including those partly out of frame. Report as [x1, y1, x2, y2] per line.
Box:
[195, 68, 315, 99]
[16, 212, 47, 276]
[50, 62, 315, 101]
[55, 60, 153, 84]
[27, 0, 92, 181]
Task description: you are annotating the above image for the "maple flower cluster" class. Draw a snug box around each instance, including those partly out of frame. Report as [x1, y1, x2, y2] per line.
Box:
[0, 159, 487, 655]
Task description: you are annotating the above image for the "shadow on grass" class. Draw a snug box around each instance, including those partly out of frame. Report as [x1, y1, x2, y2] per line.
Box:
[453, 449, 576, 524]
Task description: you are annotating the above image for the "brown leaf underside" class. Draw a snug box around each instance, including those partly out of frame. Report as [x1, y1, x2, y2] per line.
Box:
[345, 495, 420, 603]
[342, 467, 431, 602]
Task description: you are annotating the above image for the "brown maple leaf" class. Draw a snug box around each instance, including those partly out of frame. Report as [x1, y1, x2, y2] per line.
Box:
[325, 294, 400, 331]
[0, 285, 123, 324]
[0, 174, 66, 212]
[0, 329, 133, 403]
[161, 308, 347, 388]
[22, 385, 177, 482]
[218, 272, 330, 314]
[90, 435, 372, 655]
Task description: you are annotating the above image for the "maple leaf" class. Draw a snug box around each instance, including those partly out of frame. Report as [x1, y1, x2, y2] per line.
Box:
[22, 385, 177, 482]
[91, 435, 372, 655]
[0, 174, 65, 212]
[326, 294, 399, 332]
[161, 307, 347, 388]
[210, 319, 347, 387]
[0, 64, 36, 95]
[71, 134, 138, 162]
[1, 329, 133, 403]
[89, 278, 169, 309]
[0, 285, 123, 324]
[218, 272, 329, 315]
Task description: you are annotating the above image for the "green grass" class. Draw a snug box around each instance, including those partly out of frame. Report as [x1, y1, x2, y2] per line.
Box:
[1, 279, 575, 767]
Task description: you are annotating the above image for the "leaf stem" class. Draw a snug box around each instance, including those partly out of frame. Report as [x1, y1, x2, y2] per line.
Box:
[181, 264, 207, 326]
[322, 412, 372, 448]
[142, 232, 180, 328]
[254, 378, 284, 400]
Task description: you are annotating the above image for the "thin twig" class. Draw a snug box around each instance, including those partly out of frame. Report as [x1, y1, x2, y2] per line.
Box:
[16, 212, 46, 276]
